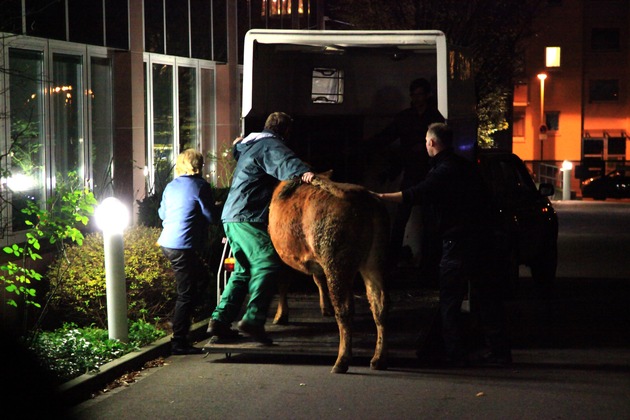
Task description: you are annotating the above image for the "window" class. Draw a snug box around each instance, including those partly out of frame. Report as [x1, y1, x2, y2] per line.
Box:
[311, 68, 344, 104]
[262, 0, 306, 16]
[90, 56, 114, 198]
[545, 47, 561, 68]
[178, 66, 198, 152]
[26, 0, 66, 40]
[4, 42, 114, 241]
[69, 0, 104, 46]
[52, 53, 85, 184]
[151, 62, 175, 190]
[191, 0, 213, 60]
[7, 48, 46, 233]
[589, 79, 619, 102]
[105, 0, 130, 49]
[145, 0, 165, 54]
[144, 55, 217, 192]
[512, 109, 525, 138]
[545, 111, 560, 131]
[166, 0, 190, 57]
[591, 28, 620, 51]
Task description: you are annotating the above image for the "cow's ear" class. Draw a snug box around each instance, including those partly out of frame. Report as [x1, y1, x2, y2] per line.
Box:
[319, 170, 333, 179]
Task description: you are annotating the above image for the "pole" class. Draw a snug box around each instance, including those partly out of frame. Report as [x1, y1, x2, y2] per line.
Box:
[95, 197, 130, 343]
[562, 160, 573, 201]
[104, 230, 128, 342]
[538, 73, 547, 162]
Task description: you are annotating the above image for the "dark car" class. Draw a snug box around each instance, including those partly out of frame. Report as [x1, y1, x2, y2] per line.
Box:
[580, 168, 630, 200]
[476, 152, 558, 292]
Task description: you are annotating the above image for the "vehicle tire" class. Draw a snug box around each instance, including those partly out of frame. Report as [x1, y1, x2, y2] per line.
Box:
[529, 239, 557, 297]
[506, 248, 520, 299]
[493, 233, 518, 300]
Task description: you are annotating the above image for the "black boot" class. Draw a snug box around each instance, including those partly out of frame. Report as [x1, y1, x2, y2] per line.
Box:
[171, 337, 203, 355]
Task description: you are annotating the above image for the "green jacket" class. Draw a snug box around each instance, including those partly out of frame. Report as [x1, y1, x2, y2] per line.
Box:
[221, 129, 311, 224]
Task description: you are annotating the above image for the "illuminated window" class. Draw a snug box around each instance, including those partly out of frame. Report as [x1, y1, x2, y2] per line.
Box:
[545, 47, 561, 68]
[262, 0, 306, 16]
[311, 68, 344, 104]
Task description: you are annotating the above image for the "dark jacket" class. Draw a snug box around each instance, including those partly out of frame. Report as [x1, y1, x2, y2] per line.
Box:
[401, 148, 492, 239]
[221, 129, 311, 224]
[158, 174, 217, 249]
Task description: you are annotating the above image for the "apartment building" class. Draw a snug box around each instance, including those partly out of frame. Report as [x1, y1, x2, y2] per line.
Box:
[513, 0, 629, 181]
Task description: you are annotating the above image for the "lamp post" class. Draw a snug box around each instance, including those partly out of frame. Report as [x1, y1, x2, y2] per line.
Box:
[537, 73, 548, 161]
[562, 160, 573, 201]
[95, 197, 129, 343]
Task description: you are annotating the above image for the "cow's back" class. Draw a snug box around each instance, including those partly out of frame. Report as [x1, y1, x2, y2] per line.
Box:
[268, 177, 389, 276]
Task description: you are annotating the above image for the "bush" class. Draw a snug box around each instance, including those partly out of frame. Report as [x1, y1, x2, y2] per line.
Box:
[26, 320, 166, 382]
[46, 226, 178, 328]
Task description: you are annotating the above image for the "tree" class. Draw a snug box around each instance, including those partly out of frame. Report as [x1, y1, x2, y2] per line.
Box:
[326, 0, 543, 149]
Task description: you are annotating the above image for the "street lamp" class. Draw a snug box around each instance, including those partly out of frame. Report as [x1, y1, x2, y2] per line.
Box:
[537, 73, 548, 161]
[94, 197, 129, 343]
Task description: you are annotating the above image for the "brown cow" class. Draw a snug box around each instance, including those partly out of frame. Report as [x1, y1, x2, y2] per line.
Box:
[268, 173, 389, 373]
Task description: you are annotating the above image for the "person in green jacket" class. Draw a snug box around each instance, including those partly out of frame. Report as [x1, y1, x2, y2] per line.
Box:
[207, 112, 314, 344]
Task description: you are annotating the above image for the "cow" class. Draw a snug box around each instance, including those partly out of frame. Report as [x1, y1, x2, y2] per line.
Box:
[267, 172, 389, 373]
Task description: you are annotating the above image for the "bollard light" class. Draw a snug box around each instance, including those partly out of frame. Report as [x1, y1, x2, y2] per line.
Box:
[95, 197, 129, 342]
[561, 160, 573, 201]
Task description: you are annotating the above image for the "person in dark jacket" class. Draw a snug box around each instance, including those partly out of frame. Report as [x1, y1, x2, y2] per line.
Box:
[158, 148, 219, 355]
[377, 122, 511, 366]
[207, 112, 315, 345]
[371, 78, 444, 273]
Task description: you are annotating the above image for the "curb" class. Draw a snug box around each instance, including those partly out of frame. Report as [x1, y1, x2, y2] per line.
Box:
[59, 318, 210, 406]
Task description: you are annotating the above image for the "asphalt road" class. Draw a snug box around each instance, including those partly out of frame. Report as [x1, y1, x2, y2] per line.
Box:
[68, 200, 630, 419]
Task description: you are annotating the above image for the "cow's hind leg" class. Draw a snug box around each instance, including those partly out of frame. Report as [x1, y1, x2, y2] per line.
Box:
[326, 273, 354, 374]
[361, 266, 388, 370]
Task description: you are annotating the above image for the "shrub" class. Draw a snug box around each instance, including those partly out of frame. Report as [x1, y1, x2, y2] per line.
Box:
[26, 320, 166, 382]
[46, 226, 177, 328]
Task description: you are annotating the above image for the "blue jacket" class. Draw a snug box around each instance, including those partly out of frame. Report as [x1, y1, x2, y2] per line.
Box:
[221, 130, 311, 224]
[158, 175, 217, 249]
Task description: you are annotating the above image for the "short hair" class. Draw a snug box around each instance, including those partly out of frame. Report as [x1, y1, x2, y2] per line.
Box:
[428, 122, 453, 149]
[264, 112, 293, 136]
[409, 78, 431, 95]
[175, 148, 204, 177]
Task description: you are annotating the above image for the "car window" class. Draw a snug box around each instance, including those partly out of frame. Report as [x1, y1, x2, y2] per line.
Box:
[483, 157, 537, 208]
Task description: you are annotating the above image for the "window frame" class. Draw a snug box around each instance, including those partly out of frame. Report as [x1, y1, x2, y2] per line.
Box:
[143, 52, 217, 192]
[1, 35, 112, 244]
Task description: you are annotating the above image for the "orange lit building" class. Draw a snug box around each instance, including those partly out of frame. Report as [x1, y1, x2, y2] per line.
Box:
[512, 0, 629, 186]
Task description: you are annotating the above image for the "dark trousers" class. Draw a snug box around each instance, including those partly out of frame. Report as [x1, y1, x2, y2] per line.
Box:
[438, 235, 510, 360]
[161, 247, 206, 342]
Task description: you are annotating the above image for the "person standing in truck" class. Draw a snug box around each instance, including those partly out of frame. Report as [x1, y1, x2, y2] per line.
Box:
[370, 78, 445, 274]
[206, 111, 315, 345]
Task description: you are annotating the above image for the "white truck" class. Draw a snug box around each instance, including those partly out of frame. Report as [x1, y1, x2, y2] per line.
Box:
[241, 29, 477, 181]
[240, 29, 477, 256]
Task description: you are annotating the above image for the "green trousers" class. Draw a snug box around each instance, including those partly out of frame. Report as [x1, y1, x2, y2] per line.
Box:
[212, 222, 283, 326]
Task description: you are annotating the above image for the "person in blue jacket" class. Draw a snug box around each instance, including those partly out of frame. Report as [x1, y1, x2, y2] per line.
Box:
[158, 148, 219, 355]
[207, 112, 315, 345]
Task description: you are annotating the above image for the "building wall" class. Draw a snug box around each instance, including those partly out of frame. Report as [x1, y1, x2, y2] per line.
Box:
[513, 0, 629, 168]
